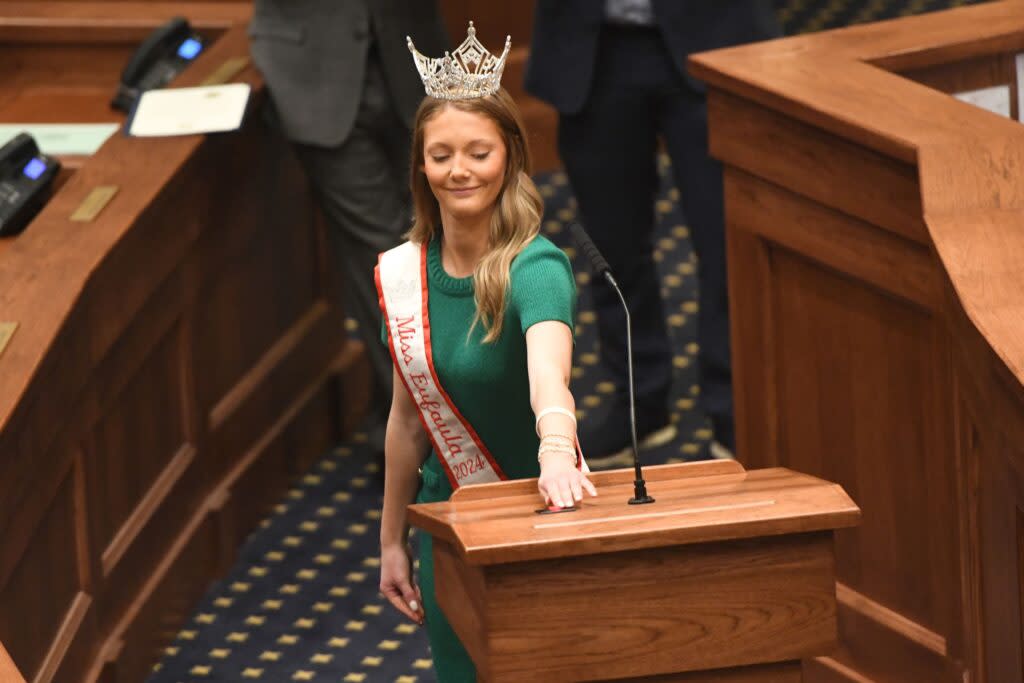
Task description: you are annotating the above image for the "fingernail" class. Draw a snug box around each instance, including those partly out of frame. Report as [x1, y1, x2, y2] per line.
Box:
[409, 600, 419, 611]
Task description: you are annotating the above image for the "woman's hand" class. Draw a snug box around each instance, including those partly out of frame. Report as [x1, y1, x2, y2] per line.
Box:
[379, 542, 424, 624]
[538, 452, 598, 508]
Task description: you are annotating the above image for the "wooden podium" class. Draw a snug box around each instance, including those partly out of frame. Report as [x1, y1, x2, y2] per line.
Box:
[408, 461, 859, 682]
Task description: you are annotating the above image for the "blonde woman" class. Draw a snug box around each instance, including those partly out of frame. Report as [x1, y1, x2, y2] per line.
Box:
[376, 25, 596, 682]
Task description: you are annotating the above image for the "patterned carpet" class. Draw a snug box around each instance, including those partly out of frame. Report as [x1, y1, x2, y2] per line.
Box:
[147, 1, 992, 681]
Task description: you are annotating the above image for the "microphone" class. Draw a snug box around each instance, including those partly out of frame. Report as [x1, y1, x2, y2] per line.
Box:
[569, 222, 654, 505]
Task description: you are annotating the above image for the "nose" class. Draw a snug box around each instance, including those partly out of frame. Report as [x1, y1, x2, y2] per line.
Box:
[449, 154, 471, 181]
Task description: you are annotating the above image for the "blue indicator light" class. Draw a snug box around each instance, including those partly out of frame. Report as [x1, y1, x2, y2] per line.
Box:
[177, 38, 202, 60]
[22, 158, 46, 180]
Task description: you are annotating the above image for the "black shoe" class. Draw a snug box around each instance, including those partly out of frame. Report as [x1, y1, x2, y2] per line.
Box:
[579, 400, 675, 470]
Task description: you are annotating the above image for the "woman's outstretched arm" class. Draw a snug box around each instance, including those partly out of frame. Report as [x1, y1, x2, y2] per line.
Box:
[527, 320, 597, 507]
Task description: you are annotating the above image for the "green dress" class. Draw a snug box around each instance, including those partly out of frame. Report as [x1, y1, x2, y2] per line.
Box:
[388, 234, 576, 682]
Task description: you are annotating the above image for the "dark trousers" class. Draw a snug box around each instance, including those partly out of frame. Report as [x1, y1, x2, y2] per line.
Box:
[558, 24, 733, 428]
[290, 48, 410, 419]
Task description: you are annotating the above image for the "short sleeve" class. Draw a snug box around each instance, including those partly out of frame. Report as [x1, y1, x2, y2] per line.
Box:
[509, 238, 577, 336]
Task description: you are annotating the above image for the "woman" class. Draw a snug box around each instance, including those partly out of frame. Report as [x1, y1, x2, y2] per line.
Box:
[377, 25, 596, 682]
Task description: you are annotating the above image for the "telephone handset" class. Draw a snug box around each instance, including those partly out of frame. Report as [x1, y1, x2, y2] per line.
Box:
[0, 133, 60, 237]
[111, 17, 206, 112]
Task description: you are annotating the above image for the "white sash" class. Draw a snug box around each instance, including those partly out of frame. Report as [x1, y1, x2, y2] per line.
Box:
[375, 241, 506, 489]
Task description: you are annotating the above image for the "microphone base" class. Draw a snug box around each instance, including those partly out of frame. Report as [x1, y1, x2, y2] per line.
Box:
[629, 478, 655, 505]
[628, 494, 655, 505]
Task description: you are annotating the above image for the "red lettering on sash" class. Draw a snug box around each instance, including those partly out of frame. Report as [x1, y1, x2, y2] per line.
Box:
[395, 315, 416, 365]
[406, 372, 465, 459]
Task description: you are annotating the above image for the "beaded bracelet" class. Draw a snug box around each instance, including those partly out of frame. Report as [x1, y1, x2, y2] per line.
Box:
[537, 449, 577, 465]
[536, 436, 577, 446]
[539, 444, 575, 455]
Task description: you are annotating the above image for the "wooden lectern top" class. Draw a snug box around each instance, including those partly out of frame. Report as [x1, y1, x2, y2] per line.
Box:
[408, 461, 860, 566]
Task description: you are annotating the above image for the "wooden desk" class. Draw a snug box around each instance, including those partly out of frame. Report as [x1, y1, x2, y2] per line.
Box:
[690, 2, 1024, 681]
[410, 461, 860, 682]
[0, 4, 367, 682]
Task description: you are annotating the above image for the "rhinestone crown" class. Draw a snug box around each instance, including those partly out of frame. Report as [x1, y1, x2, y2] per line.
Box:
[407, 21, 510, 100]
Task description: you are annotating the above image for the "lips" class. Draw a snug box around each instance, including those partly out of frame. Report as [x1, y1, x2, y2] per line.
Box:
[448, 186, 480, 197]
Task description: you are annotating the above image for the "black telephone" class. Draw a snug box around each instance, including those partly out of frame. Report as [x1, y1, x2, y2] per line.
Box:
[111, 17, 206, 112]
[0, 134, 60, 237]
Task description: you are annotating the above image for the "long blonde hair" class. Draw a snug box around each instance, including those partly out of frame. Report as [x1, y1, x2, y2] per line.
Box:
[408, 88, 544, 343]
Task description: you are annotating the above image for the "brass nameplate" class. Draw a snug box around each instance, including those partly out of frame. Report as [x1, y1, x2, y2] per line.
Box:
[70, 185, 119, 223]
[0, 322, 17, 358]
[202, 56, 251, 86]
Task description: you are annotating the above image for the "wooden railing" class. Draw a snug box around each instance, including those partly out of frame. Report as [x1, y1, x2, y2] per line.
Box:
[691, 2, 1024, 681]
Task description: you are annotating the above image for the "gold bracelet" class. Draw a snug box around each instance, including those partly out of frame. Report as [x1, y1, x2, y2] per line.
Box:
[539, 441, 575, 452]
[538, 450, 577, 465]
[539, 449, 575, 460]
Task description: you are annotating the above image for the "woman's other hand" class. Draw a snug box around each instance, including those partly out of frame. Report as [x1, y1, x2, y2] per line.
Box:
[380, 543, 424, 624]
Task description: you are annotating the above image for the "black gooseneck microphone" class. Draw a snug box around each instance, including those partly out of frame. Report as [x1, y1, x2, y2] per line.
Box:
[569, 222, 654, 506]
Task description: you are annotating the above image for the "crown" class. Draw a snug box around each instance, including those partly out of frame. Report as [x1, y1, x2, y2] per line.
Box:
[407, 21, 511, 100]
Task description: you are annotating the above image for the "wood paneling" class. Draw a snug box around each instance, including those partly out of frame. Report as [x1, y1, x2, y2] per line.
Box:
[0, 471, 82, 679]
[769, 248, 954, 626]
[83, 327, 189, 562]
[479, 533, 838, 681]
[709, 92, 926, 245]
[101, 509, 221, 683]
[691, 3, 1024, 681]
[612, 661, 802, 683]
[439, 0, 534, 52]
[0, 4, 365, 680]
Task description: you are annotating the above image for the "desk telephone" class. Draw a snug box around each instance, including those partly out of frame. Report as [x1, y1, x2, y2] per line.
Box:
[111, 17, 206, 112]
[0, 134, 60, 237]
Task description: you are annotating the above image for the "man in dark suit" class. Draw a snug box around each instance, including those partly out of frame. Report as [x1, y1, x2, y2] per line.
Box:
[248, 0, 447, 443]
[527, 1, 778, 463]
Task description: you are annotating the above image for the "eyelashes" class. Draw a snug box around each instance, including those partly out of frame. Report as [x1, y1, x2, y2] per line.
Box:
[428, 152, 491, 163]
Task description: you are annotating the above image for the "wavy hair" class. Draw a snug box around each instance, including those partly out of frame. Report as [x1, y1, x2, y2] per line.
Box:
[408, 88, 544, 343]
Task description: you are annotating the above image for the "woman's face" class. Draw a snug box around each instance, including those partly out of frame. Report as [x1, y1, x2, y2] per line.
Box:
[421, 106, 507, 223]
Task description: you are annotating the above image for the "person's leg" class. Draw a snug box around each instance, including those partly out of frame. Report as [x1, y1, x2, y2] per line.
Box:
[417, 533, 476, 682]
[292, 50, 410, 430]
[557, 26, 674, 461]
[658, 77, 734, 452]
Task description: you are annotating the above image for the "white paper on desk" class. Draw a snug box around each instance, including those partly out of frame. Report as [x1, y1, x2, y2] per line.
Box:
[127, 83, 251, 137]
[953, 84, 1011, 118]
[0, 123, 119, 155]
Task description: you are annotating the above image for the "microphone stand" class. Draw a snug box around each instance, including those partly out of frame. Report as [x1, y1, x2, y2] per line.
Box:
[569, 222, 654, 505]
[602, 270, 654, 505]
